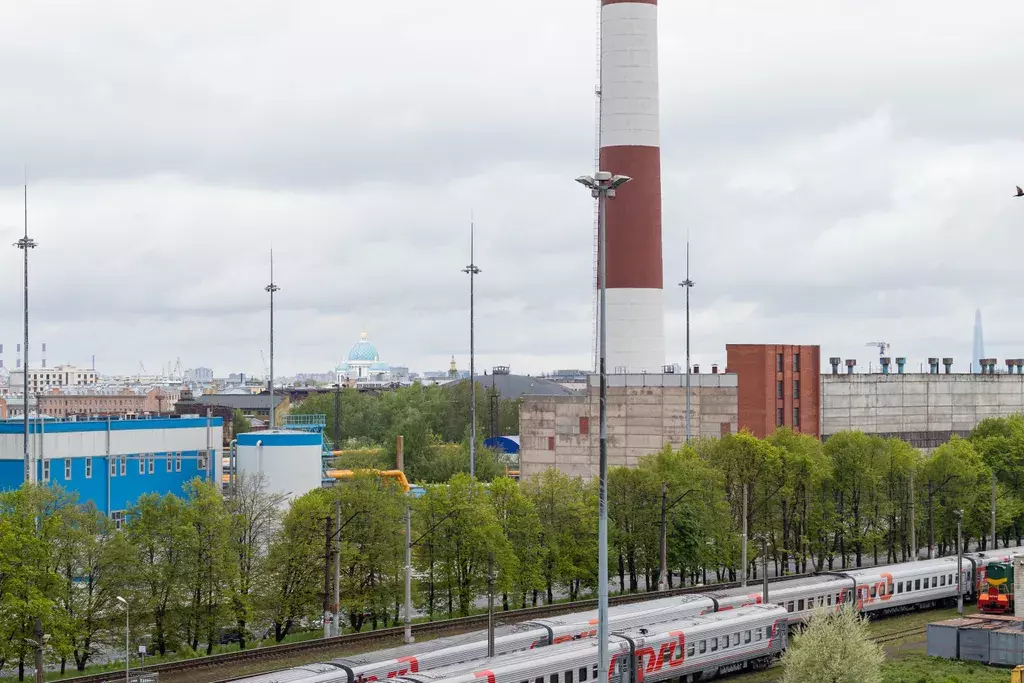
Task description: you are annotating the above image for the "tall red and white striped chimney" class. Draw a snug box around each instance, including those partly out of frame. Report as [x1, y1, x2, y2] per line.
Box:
[600, 0, 663, 373]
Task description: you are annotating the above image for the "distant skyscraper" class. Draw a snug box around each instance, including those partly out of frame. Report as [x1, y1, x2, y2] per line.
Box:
[973, 309, 985, 373]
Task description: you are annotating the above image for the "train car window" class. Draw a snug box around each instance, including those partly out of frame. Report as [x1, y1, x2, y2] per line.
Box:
[744, 630, 751, 644]
[579, 667, 587, 682]
[906, 581, 912, 592]
[798, 599, 804, 611]
[897, 582, 902, 594]
[880, 584, 886, 597]
[699, 640, 707, 654]
[687, 643, 694, 658]
[756, 627, 763, 641]
[536, 677, 543, 683]
[732, 633, 740, 646]
[566, 671, 573, 683]
[915, 579, 921, 590]
[924, 577, 930, 589]
[787, 601, 794, 612]
[940, 575, 946, 586]
[827, 594, 832, 605]
[550, 675, 558, 683]
[592, 666, 598, 680]
[949, 574, 954, 585]
[710, 638, 718, 652]
[869, 586, 876, 598]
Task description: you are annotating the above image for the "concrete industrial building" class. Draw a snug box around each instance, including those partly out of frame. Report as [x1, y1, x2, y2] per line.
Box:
[820, 356, 1024, 450]
[0, 415, 223, 522]
[519, 345, 1024, 479]
[519, 371, 737, 480]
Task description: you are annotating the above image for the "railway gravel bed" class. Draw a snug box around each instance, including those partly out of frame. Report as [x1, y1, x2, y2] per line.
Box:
[58, 574, 809, 683]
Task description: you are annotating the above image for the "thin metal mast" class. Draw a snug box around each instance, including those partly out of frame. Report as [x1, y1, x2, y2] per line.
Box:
[15, 175, 37, 483]
[680, 241, 695, 442]
[265, 251, 280, 428]
[463, 217, 481, 477]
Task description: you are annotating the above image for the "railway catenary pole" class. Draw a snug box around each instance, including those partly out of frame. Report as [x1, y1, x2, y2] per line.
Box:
[334, 383, 342, 447]
[956, 509, 964, 616]
[487, 552, 495, 657]
[658, 482, 668, 591]
[404, 504, 414, 644]
[324, 514, 333, 638]
[992, 472, 998, 550]
[909, 470, 916, 559]
[760, 535, 769, 605]
[740, 482, 748, 587]
[576, 170, 630, 683]
[333, 501, 341, 637]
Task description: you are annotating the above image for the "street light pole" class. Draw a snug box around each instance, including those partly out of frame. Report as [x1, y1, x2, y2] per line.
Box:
[265, 251, 280, 428]
[462, 220, 481, 478]
[116, 596, 129, 683]
[404, 504, 414, 644]
[658, 486, 696, 592]
[14, 179, 37, 483]
[678, 241, 694, 443]
[576, 171, 631, 683]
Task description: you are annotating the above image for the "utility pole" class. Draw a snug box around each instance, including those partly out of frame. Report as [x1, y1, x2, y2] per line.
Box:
[576, 170, 631, 683]
[928, 481, 934, 559]
[323, 514, 333, 638]
[15, 177, 36, 484]
[760, 535, 769, 606]
[462, 218, 481, 478]
[332, 501, 341, 637]
[487, 552, 495, 657]
[679, 241, 694, 443]
[741, 482, 748, 587]
[265, 251, 280, 428]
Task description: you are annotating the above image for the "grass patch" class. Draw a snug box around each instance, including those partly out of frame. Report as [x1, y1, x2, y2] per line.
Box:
[880, 654, 1010, 683]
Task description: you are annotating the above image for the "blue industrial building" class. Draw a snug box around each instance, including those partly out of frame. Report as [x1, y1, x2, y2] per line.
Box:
[0, 416, 223, 524]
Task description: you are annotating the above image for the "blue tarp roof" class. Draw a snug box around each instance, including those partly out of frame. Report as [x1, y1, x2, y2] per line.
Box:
[485, 435, 520, 454]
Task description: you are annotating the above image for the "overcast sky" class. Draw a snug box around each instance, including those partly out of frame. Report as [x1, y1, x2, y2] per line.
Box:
[1, 0, 1023, 379]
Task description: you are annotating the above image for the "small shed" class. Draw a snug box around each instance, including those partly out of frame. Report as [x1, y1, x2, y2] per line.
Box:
[927, 618, 982, 659]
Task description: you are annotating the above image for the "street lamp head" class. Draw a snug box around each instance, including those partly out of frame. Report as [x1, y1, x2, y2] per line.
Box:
[116, 596, 128, 607]
[575, 175, 598, 191]
[594, 171, 612, 182]
[609, 175, 632, 190]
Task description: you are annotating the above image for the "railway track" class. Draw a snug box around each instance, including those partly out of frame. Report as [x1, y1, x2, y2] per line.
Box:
[59, 573, 810, 683]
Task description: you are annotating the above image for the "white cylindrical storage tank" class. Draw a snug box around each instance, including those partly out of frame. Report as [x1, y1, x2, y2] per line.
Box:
[236, 430, 321, 502]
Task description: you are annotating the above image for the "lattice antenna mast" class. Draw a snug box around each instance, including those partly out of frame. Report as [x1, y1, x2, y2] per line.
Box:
[590, 0, 603, 373]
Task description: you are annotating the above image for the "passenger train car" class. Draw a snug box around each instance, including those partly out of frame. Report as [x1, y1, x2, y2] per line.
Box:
[236, 546, 1024, 683]
[389, 606, 787, 683]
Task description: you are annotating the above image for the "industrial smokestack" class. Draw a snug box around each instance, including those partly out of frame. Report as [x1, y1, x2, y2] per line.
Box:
[599, 0, 664, 374]
[943, 358, 954, 374]
[829, 357, 840, 375]
[880, 357, 891, 374]
[928, 357, 939, 374]
[846, 359, 856, 375]
[896, 357, 906, 374]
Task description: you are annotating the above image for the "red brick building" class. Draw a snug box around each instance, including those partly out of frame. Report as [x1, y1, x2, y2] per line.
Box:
[726, 344, 821, 438]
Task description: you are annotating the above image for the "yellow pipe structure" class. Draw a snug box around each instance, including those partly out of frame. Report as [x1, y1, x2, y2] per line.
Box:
[325, 468, 410, 493]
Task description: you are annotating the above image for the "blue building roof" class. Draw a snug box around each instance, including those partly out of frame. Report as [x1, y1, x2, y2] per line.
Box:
[348, 331, 380, 362]
[484, 435, 520, 454]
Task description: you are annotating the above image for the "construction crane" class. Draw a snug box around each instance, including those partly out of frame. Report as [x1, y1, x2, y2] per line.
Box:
[866, 341, 890, 356]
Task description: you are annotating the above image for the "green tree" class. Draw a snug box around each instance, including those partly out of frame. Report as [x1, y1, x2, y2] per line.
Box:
[260, 489, 331, 642]
[488, 477, 543, 609]
[226, 472, 285, 649]
[522, 469, 597, 603]
[180, 480, 235, 654]
[413, 474, 514, 617]
[231, 409, 252, 437]
[52, 501, 131, 671]
[781, 606, 883, 683]
[124, 492, 190, 655]
[920, 437, 989, 556]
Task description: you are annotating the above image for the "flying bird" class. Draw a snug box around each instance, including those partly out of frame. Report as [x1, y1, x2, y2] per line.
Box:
[1016, 186, 1024, 197]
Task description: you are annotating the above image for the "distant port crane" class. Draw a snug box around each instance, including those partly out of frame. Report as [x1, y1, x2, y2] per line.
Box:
[866, 341, 890, 356]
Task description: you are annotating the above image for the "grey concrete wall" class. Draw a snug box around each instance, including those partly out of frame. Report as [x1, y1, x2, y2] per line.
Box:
[821, 373, 1024, 448]
[520, 373, 738, 481]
